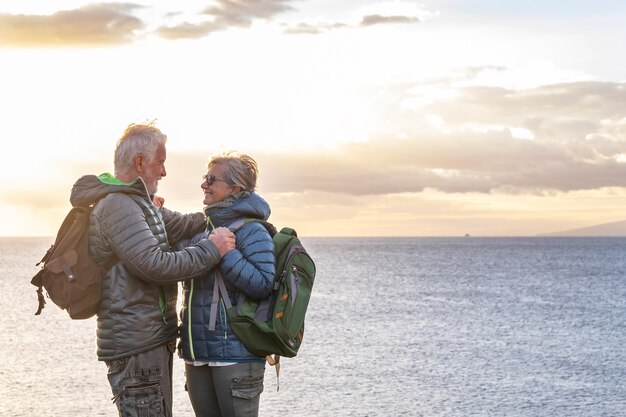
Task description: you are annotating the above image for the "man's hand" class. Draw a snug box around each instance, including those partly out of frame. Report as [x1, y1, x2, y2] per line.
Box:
[208, 227, 236, 257]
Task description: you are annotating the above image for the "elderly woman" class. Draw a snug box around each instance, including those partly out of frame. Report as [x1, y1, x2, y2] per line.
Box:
[177, 152, 275, 417]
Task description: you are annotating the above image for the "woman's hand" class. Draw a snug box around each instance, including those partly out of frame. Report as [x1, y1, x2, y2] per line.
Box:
[153, 195, 165, 207]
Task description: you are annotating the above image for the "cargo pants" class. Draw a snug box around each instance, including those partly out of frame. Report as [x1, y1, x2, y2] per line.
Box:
[184, 362, 265, 417]
[105, 341, 175, 417]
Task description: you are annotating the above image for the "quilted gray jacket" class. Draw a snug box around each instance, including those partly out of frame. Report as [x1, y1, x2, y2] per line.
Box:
[70, 173, 221, 361]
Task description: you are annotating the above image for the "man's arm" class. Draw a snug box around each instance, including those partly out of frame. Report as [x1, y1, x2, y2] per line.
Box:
[159, 206, 206, 245]
[97, 194, 233, 285]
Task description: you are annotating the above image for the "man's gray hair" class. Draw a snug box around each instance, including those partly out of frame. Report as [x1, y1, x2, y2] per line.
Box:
[114, 123, 167, 176]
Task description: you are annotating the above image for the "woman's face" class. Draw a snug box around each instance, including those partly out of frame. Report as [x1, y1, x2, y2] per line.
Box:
[201, 162, 237, 206]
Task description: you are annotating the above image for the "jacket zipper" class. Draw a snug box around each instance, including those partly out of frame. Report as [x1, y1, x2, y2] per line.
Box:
[220, 298, 228, 340]
[187, 279, 196, 361]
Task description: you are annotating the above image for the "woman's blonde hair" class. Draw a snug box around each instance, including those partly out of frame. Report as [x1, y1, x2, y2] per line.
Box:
[208, 151, 259, 192]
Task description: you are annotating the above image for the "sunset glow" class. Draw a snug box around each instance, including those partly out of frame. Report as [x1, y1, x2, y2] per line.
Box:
[1, 0, 626, 236]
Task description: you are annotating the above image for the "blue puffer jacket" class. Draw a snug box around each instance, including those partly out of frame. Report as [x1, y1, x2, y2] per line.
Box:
[177, 192, 276, 363]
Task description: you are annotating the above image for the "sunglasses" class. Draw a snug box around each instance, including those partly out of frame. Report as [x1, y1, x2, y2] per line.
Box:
[202, 174, 233, 186]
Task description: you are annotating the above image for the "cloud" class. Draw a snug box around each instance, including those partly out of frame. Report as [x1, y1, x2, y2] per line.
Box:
[0, 1, 299, 44]
[0, 3, 145, 47]
[359, 14, 419, 27]
[247, 80, 626, 195]
[283, 22, 348, 35]
[154, 20, 224, 40]
[282, 2, 431, 35]
[0, 1, 430, 44]
[156, 0, 296, 40]
[154, 80, 626, 198]
[158, 0, 428, 41]
[202, 0, 295, 26]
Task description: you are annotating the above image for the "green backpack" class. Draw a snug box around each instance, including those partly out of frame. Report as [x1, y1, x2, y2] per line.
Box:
[212, 219, 316, 360]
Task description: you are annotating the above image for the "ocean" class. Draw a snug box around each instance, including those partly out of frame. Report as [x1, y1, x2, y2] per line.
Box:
[0, 237, 625, 416]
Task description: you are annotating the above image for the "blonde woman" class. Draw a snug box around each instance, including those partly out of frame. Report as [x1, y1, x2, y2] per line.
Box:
[176, 152, 275, 417]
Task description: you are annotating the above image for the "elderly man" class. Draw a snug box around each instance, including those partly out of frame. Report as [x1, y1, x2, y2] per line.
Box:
[70, 123, 235, 417]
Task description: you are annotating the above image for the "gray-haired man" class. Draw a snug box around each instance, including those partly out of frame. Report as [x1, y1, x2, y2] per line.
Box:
[70, 123, 234, 417]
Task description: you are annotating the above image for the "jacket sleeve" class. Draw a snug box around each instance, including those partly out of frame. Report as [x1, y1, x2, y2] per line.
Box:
[160, 206, 206, 245]
[174, 231, 209, 251]
[96, 194, 221, 285]
[220, 222, 275, 300]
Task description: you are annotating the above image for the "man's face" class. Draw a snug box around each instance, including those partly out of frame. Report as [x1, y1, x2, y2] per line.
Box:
[141, 143, 167, 195]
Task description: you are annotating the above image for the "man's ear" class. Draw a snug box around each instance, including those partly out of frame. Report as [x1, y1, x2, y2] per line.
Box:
[134, 153, 145, 173]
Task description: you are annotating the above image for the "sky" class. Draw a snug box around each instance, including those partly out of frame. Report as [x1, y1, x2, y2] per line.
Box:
[1, 0, 626, 237]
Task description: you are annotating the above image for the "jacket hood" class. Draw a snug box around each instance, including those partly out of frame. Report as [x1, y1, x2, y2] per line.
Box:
[70, 173, 150, 207]
[204, 191, 271, 228]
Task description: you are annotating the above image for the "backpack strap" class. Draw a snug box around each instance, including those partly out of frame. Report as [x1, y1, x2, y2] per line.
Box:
[266, 354, 281, 391]
[208, 270, 233, 331]
[228, 218, 277, 236]
[31, 269, 46, 315]
[207, 218, 243, 331]
[227, 218, 247, 231]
